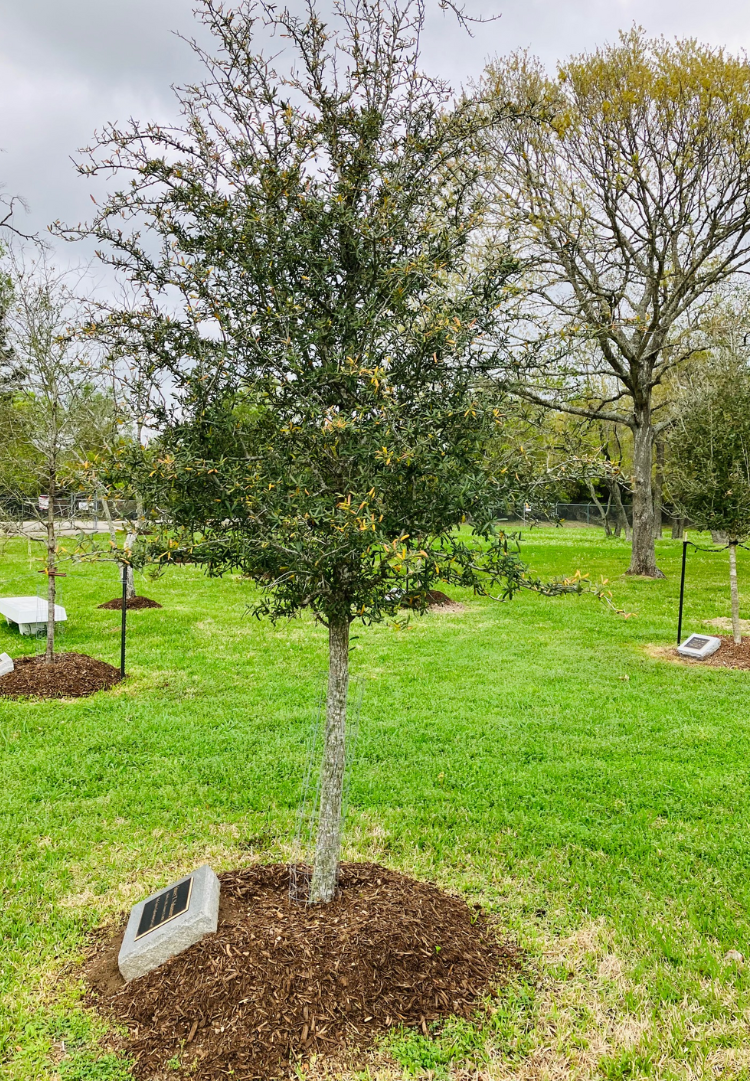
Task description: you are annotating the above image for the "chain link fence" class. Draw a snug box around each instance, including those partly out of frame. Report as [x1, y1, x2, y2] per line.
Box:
[503, 501, 685, 534]
[0, 494, 140, 535]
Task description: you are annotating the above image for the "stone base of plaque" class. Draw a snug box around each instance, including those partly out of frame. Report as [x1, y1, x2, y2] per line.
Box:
[118, 864, 220, 982]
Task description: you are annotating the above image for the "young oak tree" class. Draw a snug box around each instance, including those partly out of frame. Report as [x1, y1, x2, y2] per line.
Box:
[668, 355, 750, 645]
[68, 0, 587, 902]
[483, 30, 750, 578]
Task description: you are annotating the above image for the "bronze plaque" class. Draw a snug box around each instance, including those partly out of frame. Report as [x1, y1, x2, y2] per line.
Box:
[135, 877, 193, 940]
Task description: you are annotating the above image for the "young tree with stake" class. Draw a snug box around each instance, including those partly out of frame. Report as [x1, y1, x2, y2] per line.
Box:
[70, 0, 601, 902]
[3, 261, 104, 661]
[668, 359, 750, 645]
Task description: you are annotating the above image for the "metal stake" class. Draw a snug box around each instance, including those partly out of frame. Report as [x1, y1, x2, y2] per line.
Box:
[120, 563, 128, 678]
[677, 539, 688, 645]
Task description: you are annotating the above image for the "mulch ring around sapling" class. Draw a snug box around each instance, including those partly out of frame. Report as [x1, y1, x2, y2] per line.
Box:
[648, 636, 750, 671]
[85, 862, 519, 1081]
[425, 589, 466, 614]
[98, 596, 163, 611]
[0, 652, 122, 698]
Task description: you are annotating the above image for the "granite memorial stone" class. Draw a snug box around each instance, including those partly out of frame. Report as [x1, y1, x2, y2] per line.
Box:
[0, 653, 13, 676]
[677, 633, 721, 660]
[118, 864, 220, 982]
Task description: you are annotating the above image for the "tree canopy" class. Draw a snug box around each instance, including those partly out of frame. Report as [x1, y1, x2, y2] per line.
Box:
[68, 0, 540, 622]
[668, 360, 750, 541]
[668, 352, 750, 644]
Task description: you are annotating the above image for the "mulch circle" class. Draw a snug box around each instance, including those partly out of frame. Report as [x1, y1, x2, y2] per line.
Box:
[85, 862, 519, 1081]
[0, 653, 122, 698]
[672, 635, 750, 670]
[425, 589, 455, 606]
[98, 597, 163, 611]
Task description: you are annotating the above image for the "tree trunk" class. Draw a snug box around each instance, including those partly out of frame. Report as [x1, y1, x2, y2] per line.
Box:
[608, 478, 631, 540]
[309, 616, 350, 904]
[125, 532, 137, 600]
[136, 492, 146, 533]
[627, 414, 664, 577]
[100, 492, 117, 547]
[671, 518, 685, 539]
[45, 471, 56, 663]
[653, 439, 664, 539]
[101, 492, 134, 597]
[729, 541, 741, 645]
[586, 481, 611, 536]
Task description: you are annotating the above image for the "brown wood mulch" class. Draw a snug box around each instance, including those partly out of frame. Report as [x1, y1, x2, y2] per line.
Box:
[425, 589, 455, 606]
[98, 597, 163, 610]
[85, 862, 518, 1081]
[0, 653, 122, 698]
[656, 635, 750, 671]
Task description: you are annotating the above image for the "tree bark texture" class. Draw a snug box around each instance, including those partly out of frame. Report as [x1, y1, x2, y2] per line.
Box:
[628, 415, 664, 576]
[309, 616, 350, 903]
[45, 471, 56, 663]
[671, 518, 685, 539]
[729, 542, 742, 645]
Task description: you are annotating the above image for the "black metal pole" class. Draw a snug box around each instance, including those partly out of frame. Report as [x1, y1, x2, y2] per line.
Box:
[677, 539, 688, 645]
[120, 563, 128, 678]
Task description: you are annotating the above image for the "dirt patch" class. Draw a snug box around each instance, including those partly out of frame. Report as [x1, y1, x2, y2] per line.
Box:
[86, 862, 517, 1081]
[98, 597, 162, 611]
[647, 636, 750, 670]
[0, 653, 122, 698]
[704, 617, 750, 634]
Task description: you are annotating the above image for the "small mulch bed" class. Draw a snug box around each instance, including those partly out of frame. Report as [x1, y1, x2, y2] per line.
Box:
[425, 589, 455, 606]
[649, 635, 750, 670]
[98, 597, 162, 611]
[425, 589, 466, 614]
[0, 653, 122, 698]
[85, 862, 518, 1081]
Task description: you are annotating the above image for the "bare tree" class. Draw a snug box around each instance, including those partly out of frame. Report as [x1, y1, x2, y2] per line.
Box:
[483, 30, 750, 576]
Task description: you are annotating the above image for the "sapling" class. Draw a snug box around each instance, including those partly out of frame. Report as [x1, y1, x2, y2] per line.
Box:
[4, 260, 104, 660]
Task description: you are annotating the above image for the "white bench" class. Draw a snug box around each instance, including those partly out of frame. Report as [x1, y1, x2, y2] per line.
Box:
[0, 597, 67, 635]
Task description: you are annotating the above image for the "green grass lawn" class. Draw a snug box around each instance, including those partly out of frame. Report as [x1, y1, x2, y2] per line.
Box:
[2, 528, 750, 1080]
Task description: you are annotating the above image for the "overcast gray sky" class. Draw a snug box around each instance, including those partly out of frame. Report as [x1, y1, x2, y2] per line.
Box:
[2, 0, 750, 273]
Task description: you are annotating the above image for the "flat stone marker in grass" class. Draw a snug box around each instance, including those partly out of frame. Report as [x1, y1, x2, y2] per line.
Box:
[677, 633, 721, 660]
[118, 864, 220, 982]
